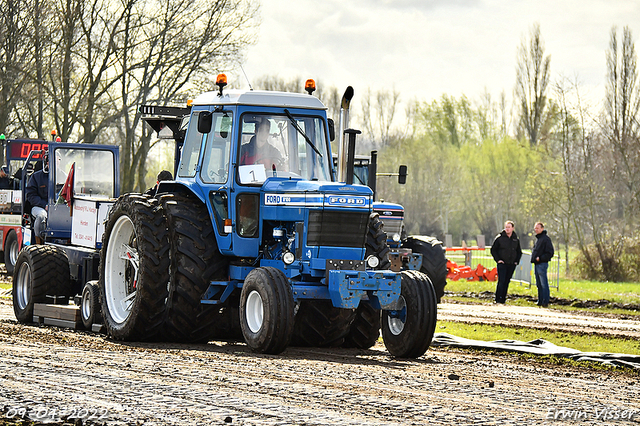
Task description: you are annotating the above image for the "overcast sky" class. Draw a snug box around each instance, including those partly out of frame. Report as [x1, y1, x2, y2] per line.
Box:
[241, 0, 640, 112]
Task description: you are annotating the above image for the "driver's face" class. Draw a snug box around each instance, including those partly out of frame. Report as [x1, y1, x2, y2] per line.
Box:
[256, 123, 269, 145]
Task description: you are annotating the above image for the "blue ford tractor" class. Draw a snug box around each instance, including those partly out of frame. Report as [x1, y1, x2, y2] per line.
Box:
[101, 76, 438, 356]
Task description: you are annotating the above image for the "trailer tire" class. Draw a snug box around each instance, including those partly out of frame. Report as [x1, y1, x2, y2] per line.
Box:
[382, 270, 437, 358]
[342, 302, 380, 349]
[4, 230, 19, 275]
[402, 236, 448, 302]
[292, 300, 355, 347]
[13, 245, 71, 323]
[159, 193, 231, 342]
[100, 194, 170, 341]
[81, 281, 101, 330]
[240, 267, 294, 354]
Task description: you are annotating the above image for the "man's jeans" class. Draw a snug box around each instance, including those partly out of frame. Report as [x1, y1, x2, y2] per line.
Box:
[495, 263, 516, 303]
[534, 262, 550, 306]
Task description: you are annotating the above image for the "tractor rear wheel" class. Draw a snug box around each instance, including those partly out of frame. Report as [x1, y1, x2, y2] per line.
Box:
[402, 236, 448, 302]
[100, 194, 170, 341]
[342, 212, 387, 348]
[381, 270, 437, 358]
[240, 267, 294, 354]
[292, 300, 356, 347]
[159, 193, 232, 342]
[13, 245, 71, 323]
[365, 212, 390, 269]
[342, 302, 380, 349]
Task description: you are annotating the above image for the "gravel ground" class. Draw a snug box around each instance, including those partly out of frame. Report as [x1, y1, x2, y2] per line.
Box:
[0, 298, 639, 426]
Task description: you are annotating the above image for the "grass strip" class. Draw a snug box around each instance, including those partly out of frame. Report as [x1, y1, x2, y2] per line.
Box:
[436, 320, 640, 355]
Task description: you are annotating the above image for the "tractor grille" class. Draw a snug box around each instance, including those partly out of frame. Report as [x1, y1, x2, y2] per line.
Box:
[307, 210, 368, 248]
[380, 216, 403, 237]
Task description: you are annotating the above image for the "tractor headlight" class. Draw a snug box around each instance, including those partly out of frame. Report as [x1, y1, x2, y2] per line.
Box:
[366, 255, 380, 269]
[282, 251, 295, 265]
[392, 233, 401, 243]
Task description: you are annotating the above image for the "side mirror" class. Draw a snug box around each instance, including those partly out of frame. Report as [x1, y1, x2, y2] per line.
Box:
[327, 118, 335, 141]
[197, 111, 212, 134]
[398, 165, 407, 184]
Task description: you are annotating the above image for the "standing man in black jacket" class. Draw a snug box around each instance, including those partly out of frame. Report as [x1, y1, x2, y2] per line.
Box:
[490, 220, 522, 304]
[531, 222, 555, 307]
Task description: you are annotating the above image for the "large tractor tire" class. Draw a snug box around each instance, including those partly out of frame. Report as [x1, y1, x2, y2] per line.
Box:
[342, 213, 387, 349]
[381, 270, 437, 358]
[291, 300, 356, 347]
[4, 230, 19, 275]
[342, 302, 380, 349]
[365, 212, 390, 269]
[159, 193, 232, 342]
[402, 236, 448, 303]
[240, 267, 294, 354]
[13, 245, 71, 323]
[99, 194, 170, 341]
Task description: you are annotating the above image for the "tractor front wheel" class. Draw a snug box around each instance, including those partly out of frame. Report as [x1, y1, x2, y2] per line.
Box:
[240, 267, 294, 354]
[381, 270, 437, 358]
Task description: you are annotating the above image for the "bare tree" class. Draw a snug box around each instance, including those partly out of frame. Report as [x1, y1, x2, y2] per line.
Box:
[118, 0, 259, 191]
[360, 88, 402, 150]
[0, 0, 35, 158]
[515, 23, 552, 146]
[604, 26, 640, 224]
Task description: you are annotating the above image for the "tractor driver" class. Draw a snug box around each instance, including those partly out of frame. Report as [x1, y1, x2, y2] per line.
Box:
[26, 151, 49, 244]
[240, 119, 284, 170]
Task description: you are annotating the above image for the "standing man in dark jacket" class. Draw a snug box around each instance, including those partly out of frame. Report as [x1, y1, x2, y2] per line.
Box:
[490, 220, 522, 304]
[531, 222, 555, 307]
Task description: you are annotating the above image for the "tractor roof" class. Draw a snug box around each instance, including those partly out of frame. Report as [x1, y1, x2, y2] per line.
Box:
[192, 89, 327, 110]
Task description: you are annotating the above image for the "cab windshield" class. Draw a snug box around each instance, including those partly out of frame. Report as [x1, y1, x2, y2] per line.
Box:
[237, 113, 331, 185]
[54, 148, 116, 199]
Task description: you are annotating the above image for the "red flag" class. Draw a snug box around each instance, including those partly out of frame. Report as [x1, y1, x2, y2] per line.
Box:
[60, 162, 75, 205]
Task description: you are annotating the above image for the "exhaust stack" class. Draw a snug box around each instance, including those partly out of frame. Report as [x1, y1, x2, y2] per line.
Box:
[337, 86, 354, 183]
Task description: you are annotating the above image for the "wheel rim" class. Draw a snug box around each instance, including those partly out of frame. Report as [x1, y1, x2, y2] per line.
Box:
[104, 215, 139, 325]
[9, 238, 19, 267]
[15, 261, 32, 310]
[387, 295, 407, 336]
[81, 289, 92, 322]
[245, 290, 264, 333]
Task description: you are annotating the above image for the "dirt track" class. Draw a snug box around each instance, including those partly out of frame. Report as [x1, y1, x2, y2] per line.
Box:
[0, 298, 639, 425]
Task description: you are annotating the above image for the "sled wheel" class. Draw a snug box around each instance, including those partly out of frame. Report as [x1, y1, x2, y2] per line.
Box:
[4, 230, 19, 275]
[81, 281, 101, 330]
[13, 245, 71, 323]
